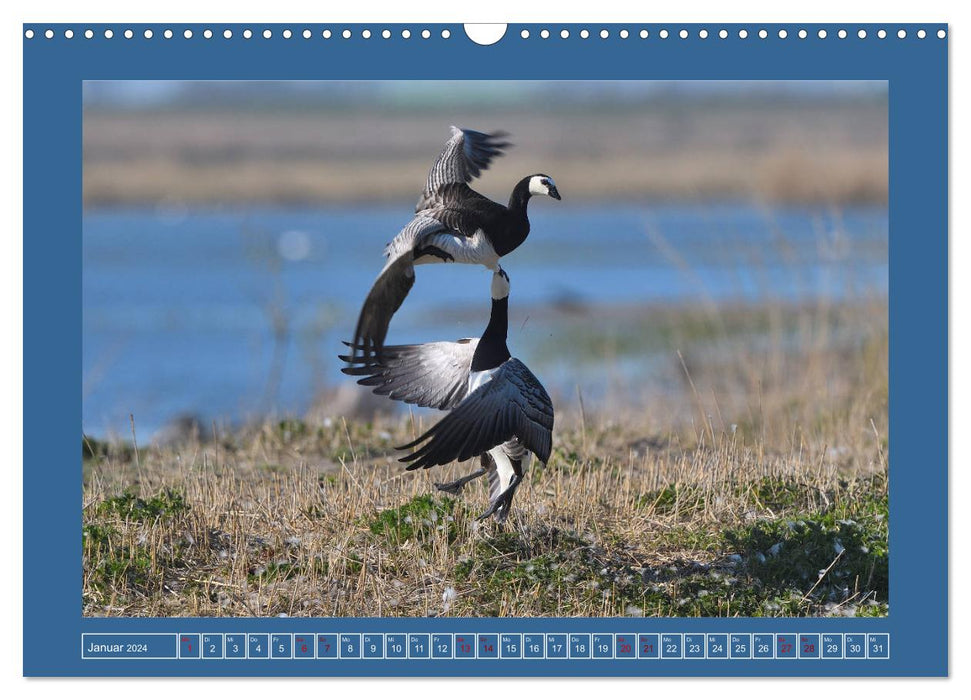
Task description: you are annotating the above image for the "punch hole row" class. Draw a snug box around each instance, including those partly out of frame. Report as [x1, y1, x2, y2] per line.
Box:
[518, 27, 944, 40]
[24, 27, 455, 41]
[24, 26, 947, 41]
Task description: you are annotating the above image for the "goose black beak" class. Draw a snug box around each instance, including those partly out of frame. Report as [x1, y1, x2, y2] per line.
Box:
[548, 185, 562, 201]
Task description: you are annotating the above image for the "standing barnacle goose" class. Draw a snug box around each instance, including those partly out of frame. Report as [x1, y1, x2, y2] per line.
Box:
[341, 269, 554, 523]
[349, 126, 561, 362]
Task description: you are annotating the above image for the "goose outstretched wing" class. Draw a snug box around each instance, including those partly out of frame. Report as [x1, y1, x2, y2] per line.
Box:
[349, 216, 448, 361]
[396, 359, 554, 470]
[419, 127, 510, 209]
[340, 338, 479, 410]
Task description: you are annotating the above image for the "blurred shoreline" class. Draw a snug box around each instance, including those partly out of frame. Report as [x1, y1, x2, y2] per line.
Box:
[83, 96, 887, 207]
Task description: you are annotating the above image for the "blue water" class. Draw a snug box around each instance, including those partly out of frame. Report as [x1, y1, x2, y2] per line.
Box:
[82, 203, 888, 438]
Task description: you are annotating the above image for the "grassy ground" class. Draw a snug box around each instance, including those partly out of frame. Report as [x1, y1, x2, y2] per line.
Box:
[82, 301, 888, 618]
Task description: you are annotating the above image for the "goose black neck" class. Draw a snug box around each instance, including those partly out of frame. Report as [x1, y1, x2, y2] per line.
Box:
[507, 177, 534, 216]
[471, 297, 510, 372]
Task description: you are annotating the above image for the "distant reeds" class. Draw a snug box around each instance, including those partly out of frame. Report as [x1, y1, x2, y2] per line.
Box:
[83, 101, 887, 207]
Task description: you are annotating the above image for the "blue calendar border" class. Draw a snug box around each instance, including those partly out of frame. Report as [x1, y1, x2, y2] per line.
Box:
[23, 22, 947, 677]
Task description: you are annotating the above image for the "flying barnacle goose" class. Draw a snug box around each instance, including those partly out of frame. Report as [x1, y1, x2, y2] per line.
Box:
[349, 126, 561, 362]
[341, 269, 554, 523]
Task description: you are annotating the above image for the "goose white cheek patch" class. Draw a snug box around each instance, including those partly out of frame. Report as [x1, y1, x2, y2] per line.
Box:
[24, 19, 947, 680]
[528, 175, 550, 196]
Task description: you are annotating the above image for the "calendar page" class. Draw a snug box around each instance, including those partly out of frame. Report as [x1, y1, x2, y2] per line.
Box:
[22, 20, 946, 677]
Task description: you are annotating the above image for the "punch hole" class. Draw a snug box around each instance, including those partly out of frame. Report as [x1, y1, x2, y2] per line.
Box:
[65, 29, 74, 39]
[264, 29, 273, 39]
[203, 29, 213, 39]
[223, 29, 232, 39]
[799, 29, 808, 39]
[580, 29, 589, 39]
[84, 29, 93, 39]
[620, 29, 629, 39]
[818, 29, 827, 39]
[600, 29, 608, 39]
[521, 30, 530, 39]
[401, 29, 411, 39]
[303, 29, 311, 39]
[184, 29, 193, 39]
[24, 29, 34, 39]
[679, 29, 688, 39]
[464, 24, 507, 46]
[362, 29, 371, 39]
[698, 29, 707, 39]
[540, 29, 549, 39]
[282, 29, 292, 39]
[383, 29, 391, 39]
[738, 29, 748, 39]
[441, 29, 451, 39]
[243, 29, 252, 39]
[421, 29, 431, 39]
[718, 29, 727, 39]
[342, 29, 351, 39]
[164, 29, 173, 39]
[758, 29, 767, 39]
[660, 29, 669, 39]
[560, 29, 569, 39]
[640, 29, 649, 39]
[45, 29, 54, 39]
[143, 29, 152, 39]
[877, 29, 887, 39]
[778, 29, 788, 39]
[858, 29, 867, 39]
[917, 29, 926, 39]
[125, 29, 133, 39]
[323, 29, 332, 38]
[897, 29, 906, 39]
[105, 29, 113, 38]
[937, 29, 946, 39]
[838, 29, 847, 39]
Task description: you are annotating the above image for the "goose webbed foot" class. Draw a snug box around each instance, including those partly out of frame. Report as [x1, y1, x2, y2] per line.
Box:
[414, 245, 454, 263]
[435, 467, 487, 495]
[476, 474, 521, 523]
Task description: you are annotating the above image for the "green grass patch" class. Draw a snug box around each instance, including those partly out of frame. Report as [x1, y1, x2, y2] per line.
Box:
[94, 489, 189, 522]
[368, 494, 459, 544]
[724, 507, 888, 609]
[745, 477, 818, 512]
[276, 418, 309, 441]
[83, 523, 166, 596]
[653, 524, 722, 552]
[637, 484, 706, 517]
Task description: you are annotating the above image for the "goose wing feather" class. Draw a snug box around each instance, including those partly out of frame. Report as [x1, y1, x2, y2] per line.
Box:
[349, 216, 448, 360]
[420, 127, 510, 209]
[340, 338, 479, 410]
[397, 359, 554, 470]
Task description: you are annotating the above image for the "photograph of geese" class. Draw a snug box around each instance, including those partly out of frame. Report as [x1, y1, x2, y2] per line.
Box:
[82, 81, 889, 618]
